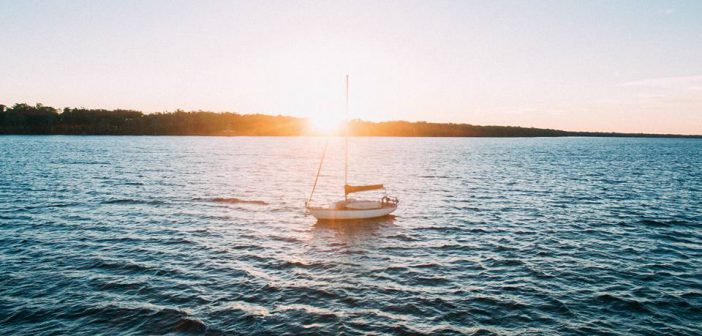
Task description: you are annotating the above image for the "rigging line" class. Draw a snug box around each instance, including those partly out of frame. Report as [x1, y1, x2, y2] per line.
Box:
[306, 138, 329, 206]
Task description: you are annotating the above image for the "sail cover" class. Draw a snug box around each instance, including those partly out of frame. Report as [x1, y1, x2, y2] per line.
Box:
[345, 184, 384, 195]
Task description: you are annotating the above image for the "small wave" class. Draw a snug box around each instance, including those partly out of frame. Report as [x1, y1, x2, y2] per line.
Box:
[86, 259, 152, 274]
[160, 236, 195, 246]
[269, 235, 303, 244]
[238, 263, 278, 282]
[46, 202, 82, 209]
[273, 260, 325, 270]
[153, 268, 184, 277]
[595, 293, 652, 313]
[410, 275, 452, 286]
[357, 308, 413, 322]
[276, 304, 342, 318]
[426, 325, 490, 335]
[388, 234, 417, 242]
[638, 219, 691, 228]
[470, 296, 528, 311]
[61, 160, 109, 165]
[416, 226, 469, 234]
[225, 302, 269, 316]
[101, 198, 165, 205]
[383, 266, 409, 273]
[95, 280, 147, 292]
[412, 262, 441, 269]
[209, 197, 267, 205]
[486, 258, 524, 268]
[385, 302, 426, 316]
[539, 297, 577, 318]
[228, 244, 264, 251]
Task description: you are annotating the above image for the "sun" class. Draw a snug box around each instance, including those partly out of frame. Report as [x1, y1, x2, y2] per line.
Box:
[308, 114, 344, 135]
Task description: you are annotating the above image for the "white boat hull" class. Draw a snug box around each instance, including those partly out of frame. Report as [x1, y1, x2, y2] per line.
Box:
[307, 204, 397, 221]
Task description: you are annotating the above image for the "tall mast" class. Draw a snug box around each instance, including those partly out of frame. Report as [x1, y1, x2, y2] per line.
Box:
[344, 75, 349, 201]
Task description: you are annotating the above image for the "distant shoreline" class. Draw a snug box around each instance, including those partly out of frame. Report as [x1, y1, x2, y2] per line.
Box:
[2, 134, 701, 139]
[1, 103, 700, 138]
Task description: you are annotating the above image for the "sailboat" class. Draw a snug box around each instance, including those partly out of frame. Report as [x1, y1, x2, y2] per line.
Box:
[305, 75, 399, 221]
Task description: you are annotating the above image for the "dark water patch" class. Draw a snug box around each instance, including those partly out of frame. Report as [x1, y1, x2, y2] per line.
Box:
[452, 205, 482, 212]
[383, 265, 409, 273]
[228, 243, 265, 251]
[435, 243, 471, 252]
[172, 318, 212, 334]
[467, 328, 499, 336]
[90, 277, 154, 296]
[85, 258, 154, 274]
[594, 293, 652, 314]
[160, 236, 197, 246]
[423, 325, 471, 336]
[283, 287, 341, 304]
[1, 304, 56, 326]
[101, 198, 166, 205]
[153, 267, 186, 277]
[650, 293, 702, 315]
[653, 232, 702, 247]
[419, 175, 451, 179]
[485, 258, 525, 268]
[411, 262, 441, 269]
[415, 296, 458, 312]
[680, 291, 702, 302]
[58, 160, 110, 165]
[385, 302, 427, 317]
[273, 260, 328, 270]
[209, 197, 268, 205]
[415, 226, 469, 234]
[269, 235, 304, 244]
[93, 235, 147, 245]
[408, 274, 452, 286]
[638, 219, 692, 228]
[468, 296, 528, 311]
[525, 265, 556, 280]
[12, 202, 83, 212]
[160, 291, 212, 306]
[69, 304, 219, 335]
[273, 304, 343, 327]
[538, 297, 577, 318]
[387, 234, 417, 242]
[450, 259, 486, 271]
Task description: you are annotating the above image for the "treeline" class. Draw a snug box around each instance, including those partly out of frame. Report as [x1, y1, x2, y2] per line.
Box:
[0, 103, 304, 135]
[348, 120, 571, 137]
[0, 103, 698, 137]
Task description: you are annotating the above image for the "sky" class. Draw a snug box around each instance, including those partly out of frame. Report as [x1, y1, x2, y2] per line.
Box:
[1, 0, 701, 134]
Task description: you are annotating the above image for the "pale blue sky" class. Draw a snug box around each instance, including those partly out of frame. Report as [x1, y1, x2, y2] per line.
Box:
[1, 0, 701, 134]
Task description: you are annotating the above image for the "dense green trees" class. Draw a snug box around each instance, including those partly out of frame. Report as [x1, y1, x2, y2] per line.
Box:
[0, 103, 696, 137]
[0, 103, 59, 133]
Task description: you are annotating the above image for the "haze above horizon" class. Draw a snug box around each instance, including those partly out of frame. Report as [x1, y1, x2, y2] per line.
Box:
[1, 0, 701, 135]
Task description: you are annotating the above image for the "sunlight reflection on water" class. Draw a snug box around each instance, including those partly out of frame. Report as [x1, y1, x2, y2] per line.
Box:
[0, 136, 701, 335]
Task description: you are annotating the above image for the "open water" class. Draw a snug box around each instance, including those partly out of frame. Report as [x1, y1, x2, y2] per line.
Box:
[0, 136, 700, 335]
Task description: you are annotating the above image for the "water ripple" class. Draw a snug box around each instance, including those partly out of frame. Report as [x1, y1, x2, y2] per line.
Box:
[1, 136, 701, 335]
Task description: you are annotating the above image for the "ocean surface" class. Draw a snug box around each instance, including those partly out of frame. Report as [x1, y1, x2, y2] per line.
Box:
[1, 136, 701, 335]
